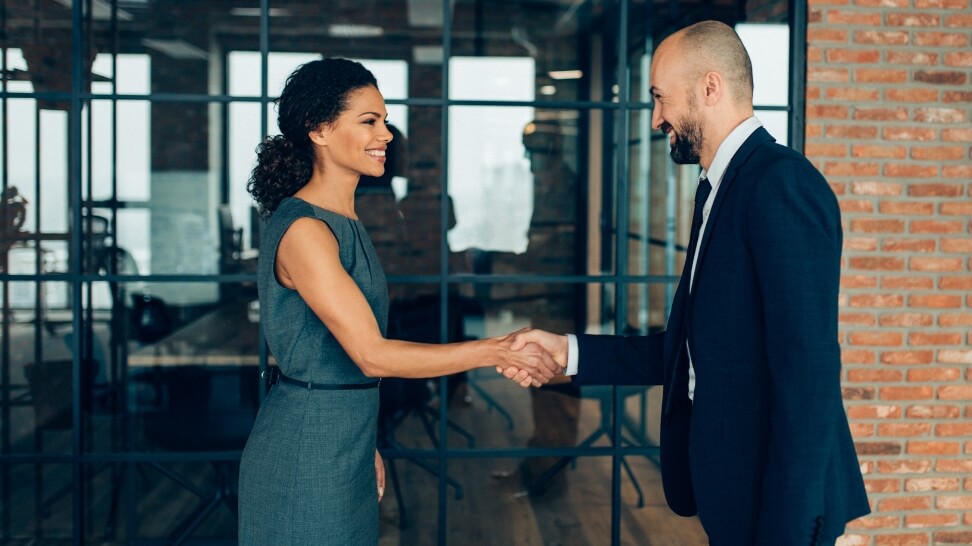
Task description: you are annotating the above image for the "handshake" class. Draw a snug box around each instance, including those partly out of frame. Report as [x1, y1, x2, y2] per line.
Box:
[490, 328, 570, 388]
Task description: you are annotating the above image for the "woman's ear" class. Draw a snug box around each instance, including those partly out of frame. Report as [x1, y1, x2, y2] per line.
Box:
[308, 125, 328, 147]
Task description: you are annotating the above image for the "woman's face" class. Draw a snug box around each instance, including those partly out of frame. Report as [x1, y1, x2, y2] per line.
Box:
[316, 85, 393, 179]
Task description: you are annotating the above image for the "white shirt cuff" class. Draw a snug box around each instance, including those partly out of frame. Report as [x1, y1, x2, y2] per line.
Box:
[564, 334, 579, 376]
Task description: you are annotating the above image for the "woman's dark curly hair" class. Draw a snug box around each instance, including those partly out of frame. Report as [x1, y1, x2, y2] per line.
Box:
[247, 58, 378, 218]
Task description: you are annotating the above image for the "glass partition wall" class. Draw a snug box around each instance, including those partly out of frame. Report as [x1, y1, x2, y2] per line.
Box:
[0, 0, 800, 543]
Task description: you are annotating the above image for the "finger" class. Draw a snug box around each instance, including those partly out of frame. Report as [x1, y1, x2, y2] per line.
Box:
[503, 366, 520, 379]
[508, 328, 532, 351]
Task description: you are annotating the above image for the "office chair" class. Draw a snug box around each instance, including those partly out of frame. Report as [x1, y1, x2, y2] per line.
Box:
[140, 365, 257, 544]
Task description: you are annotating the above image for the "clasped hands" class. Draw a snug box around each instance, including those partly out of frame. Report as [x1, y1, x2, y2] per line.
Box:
[492, 328, 569, 388]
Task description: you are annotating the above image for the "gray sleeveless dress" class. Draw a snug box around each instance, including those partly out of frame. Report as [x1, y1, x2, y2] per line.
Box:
[239, 196, 388, 545]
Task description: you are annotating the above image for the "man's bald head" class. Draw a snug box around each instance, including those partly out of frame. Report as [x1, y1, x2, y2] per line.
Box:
[659, 20, 754, 107]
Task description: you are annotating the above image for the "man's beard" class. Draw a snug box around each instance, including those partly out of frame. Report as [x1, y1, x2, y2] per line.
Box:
[669, 116, 704, 164]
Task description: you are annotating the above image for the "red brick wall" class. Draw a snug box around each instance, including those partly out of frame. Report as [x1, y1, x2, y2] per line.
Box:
[806, 1, 972, 544]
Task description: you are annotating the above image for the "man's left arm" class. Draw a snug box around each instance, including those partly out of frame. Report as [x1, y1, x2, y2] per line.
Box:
[748, 154, 844, 543]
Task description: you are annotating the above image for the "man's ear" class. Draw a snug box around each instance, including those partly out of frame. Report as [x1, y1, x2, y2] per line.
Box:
[702, 71, 723, 106]
[308, 125, 328, 147]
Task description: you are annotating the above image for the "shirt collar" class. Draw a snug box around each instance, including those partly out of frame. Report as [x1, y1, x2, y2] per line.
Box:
[699, 116, 762, 188]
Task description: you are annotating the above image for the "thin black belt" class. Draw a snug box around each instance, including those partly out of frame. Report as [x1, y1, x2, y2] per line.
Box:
[262, 368, 380, 390]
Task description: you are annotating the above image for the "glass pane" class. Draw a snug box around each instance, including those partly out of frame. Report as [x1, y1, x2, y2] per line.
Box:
[268, 0, 442, 99]
[88, 1, 261, 97]
[737, 23, 790, 108]
[627, 109, 701, 277]
[447, 107, 597, 273]
[5, 5, 74, 107]
[0, 463, 75, 541]
[377, 457, 440, 538]
[450, 0, 613, 103]
[759, 109, 790, 147]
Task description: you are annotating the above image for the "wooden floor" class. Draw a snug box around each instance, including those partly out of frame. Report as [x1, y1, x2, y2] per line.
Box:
[2, 373, 709, 545]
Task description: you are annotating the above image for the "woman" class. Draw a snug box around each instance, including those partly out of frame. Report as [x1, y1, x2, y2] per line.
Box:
[238, 58, 558, 545]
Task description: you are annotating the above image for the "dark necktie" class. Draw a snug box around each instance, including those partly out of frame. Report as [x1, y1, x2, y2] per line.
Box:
[685, 177, 712, 283]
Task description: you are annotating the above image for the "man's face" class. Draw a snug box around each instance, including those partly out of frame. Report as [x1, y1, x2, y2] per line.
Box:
[649, 48, 705, 165]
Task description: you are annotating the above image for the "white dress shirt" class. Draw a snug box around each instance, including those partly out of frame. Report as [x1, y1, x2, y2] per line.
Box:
[565, 116, 763, 402]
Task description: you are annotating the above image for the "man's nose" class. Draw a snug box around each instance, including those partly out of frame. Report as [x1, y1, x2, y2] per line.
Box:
[651, 107, 662, 131]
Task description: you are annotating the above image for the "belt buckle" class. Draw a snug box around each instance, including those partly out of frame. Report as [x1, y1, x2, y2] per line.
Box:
[260, 367, 280, 387]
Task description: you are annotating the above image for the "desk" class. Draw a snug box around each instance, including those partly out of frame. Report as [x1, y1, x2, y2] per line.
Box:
[128, 301, 263, 368]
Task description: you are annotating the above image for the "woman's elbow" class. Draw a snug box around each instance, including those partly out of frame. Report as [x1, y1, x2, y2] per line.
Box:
[350, 345, 388, 377]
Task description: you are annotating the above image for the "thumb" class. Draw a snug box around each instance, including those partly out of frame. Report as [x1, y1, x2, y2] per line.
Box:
[508, 328, 532, 351]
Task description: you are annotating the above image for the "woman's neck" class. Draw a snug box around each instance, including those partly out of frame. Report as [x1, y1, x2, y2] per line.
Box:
[295, 176, 358, 219]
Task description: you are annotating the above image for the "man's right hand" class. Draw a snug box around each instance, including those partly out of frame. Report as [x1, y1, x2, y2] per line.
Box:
[499, 328, 569, 381]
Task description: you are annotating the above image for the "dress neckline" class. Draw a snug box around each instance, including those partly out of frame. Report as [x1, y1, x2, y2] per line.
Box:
[287, 196, 359, 222]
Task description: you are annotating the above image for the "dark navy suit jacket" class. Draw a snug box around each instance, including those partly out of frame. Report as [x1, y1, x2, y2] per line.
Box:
[574, 128, 869, 546]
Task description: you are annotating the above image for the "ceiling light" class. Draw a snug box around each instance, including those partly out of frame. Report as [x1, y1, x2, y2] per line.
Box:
[141, 39, 208, 60]
[548, 70, 583, 80]
[328, 24, 384, 38]
[230, 7, 292, 17]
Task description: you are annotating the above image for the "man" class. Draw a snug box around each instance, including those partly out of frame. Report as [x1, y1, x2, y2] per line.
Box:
[508, 20, 869, 546]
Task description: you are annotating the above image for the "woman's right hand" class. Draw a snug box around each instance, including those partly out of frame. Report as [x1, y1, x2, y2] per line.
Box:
[492, 333, 563, 387]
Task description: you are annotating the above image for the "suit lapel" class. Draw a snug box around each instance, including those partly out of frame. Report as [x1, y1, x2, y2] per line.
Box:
[689, 127, 775, 298]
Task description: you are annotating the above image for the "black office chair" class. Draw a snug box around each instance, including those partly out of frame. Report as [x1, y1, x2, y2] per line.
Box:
[140, 366, 257, 544]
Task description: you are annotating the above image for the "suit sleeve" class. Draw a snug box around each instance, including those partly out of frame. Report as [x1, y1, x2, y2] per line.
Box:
[572, 332, 665, 386]
[747, 154, 844, 543]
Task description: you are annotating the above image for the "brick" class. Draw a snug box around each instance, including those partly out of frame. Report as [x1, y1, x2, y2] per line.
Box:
[846, 236, 879, 251]
[827, 49, 880, 63]
[851, 218, 905, 232]
[914, 108, 966, 123]
[908, 367, 962, 381]
[937, 460, 972, 473]
[866, 477, 903, 493]
[908, 294, 963, 308]
[840, 311, 875, 326]
[847, 515, 900, 530]
[874, 533, 929, 546]
[886, 51, 938, 65]
[883, 163, 938, 178]
[937, 496, 972, 510]
[879, 312, 933, 327]
[829, 10, 882, 25]
[852, 181, 902, 195]
[849, 404, 902, 419]
[910, 332, 963, 345]
[880, 201, 934, 215]
[914, 31, 969, 47]
[828, 87, 880, 101]
[825, 162, 880, 176]
[842, 274, 878, 288]
[910, 220, 964, 234]
[882, 276, 934, 290]
[878, 496, 932, 512]
[882, 239, 935, 253]
[850, 294, 904, 307]
[911, 257, 963, 271]
[850, 422, 874, 437]
[881, 386, 934, 401]
[883, 126, 937, 141]
[934, 531, 972, 545]
[943, 90, 972, 103]
[808, 67, 850, 82]
[857, 68, 908, 83]
[939, 312, 972, 326]
[887, 12, 940, 26]
[885, 88, 938, 102]
[908, 183, 965, 197]
[907, 405, 961, 419]
[852, 144, 906, 158]
[943, 164, 972, 178]
[915, 0, 969, 7]
[912, 146, 965, 161]
[809, 28, 848, 42]
[844, 386, 877, 400]
[848, 368, 902, 382]
[808, 142, 848, 157]
[937, 423, 972, 436]
[878, 424, 932, 438]
[904, 476, 961, 490]
[940, 276, 972, 290]
[941, 202, 972, 216]
[905, 513, 959, 528]
[843, 348, 877, 364]
[808, 104, 849, 119]
[849, 257, 905, 271]
[939, 385, 972, 400]
[939, 351, 972, 365]
[945, 51, 972, 67]
[914, 70, 968, 86]
[945, 12, 972, 26]
[880, 350, 934, 365]
[854, 30, 909, 44]
[942, 128, 972, 141]
[836, 534, 870, 546]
